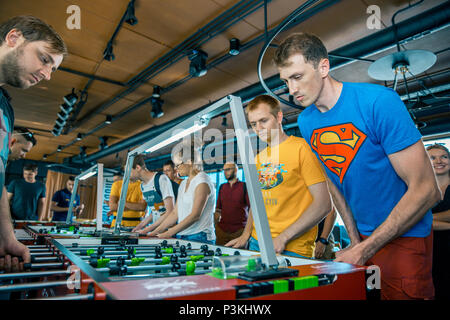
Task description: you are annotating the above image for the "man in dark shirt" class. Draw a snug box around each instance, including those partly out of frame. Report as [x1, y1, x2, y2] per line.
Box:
[0, 15, 66, 272]
[214, 162, 250, 246]
[50, 176, 84, 222]
[7, 163, 46, 220]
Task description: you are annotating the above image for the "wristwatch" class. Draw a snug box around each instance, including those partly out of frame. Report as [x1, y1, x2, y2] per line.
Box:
[316, 237, 329, 245]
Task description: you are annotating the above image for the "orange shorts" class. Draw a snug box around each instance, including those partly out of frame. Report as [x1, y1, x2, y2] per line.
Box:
[362, 232, 434, 300]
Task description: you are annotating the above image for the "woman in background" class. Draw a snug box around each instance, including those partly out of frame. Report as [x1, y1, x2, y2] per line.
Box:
[426, 144, 450, 300]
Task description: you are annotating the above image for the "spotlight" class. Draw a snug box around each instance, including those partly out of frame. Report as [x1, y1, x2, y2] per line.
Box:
[76, 133, 83, 141]
[99, 136, 109, 150]
[103, 43, 115, 61]
[60, 103, 73, 115]
[57, 111, 69, 121]
[188, 49, 208, 77]
[152, 85, 161, 98]
[151, 97, 164, 119]
[57, 145, 62, 152]
[43, 154, 48, 160]
[55, 118, 65, 127]
[52, 124, 63, 136]
[105, 115, 113, 124]
[229, 38, 240, 56]
[79, 146, 87, 158]
[124, 0, 138, 26]
[51, 128, 61, 136]
[63, 89, 78, 106]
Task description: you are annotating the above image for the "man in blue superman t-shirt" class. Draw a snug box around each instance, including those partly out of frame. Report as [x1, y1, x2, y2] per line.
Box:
[273, 33, 441, 300]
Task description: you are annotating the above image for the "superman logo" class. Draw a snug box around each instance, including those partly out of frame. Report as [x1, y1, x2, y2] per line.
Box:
[310, 123, 366, 184]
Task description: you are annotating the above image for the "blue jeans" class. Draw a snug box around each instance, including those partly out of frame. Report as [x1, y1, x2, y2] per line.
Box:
[176, 232, 215, 245]
[248, 236, 313, 259]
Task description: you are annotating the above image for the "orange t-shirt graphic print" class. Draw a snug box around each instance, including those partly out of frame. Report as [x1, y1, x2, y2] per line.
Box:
[310, 123, 366, 184]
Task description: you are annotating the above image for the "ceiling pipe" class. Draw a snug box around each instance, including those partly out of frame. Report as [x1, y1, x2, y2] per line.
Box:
[65, 1, 450, 165]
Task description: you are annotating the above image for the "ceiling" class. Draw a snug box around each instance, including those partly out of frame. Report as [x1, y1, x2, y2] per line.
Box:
[1, 0, 449, 169]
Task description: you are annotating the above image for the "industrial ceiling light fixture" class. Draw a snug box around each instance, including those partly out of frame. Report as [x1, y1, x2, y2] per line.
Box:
[188, 49, 208, 77]
[150, 97, 164, 119]
[105, 115, 113, 124]
[76, 133, 83, 141]
[124, 0, 138, 26]
[79, 146, 87, 158]
[229, 38, 241, 56]
[152, 85, 161, 98]
[53, 89, 78, 136]
[63, 89, 78, 106]
[57, 145, 62, 152]
[99, 136, 109, 150]
[103, 43, 115, 61]
[368, 1, 435, 92]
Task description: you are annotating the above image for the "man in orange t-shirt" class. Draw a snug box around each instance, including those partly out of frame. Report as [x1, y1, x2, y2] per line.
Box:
[226, 95, 332, 258]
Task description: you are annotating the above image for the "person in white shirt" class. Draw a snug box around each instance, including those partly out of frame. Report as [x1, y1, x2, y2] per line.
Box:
[149, 138, 216, 244]
[129, 155, 175, 233]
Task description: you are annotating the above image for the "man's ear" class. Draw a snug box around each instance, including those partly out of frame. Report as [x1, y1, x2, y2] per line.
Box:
[10, 137, 18, 146]
[277, 111, 284, 125]
[5, 29, 24, 48]
[318, 58, 330, 78]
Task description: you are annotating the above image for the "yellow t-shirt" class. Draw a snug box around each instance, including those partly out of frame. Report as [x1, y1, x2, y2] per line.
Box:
[252, 136, 326, 257]
[110, 180, 145, 227]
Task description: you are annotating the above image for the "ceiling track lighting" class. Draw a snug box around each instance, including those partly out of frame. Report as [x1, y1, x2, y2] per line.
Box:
[99, 136, 109, 150]
[229, 38, 241, 56]
[150, 97, 164, 119]
[152, 85, 161, 98]
[105, 115, 113, 124]
[103, 43, 115, 61]
[188, 49, 208, 77]
[124, 0, 138, 26]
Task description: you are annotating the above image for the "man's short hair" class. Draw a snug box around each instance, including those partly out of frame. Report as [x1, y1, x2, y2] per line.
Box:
[23, 163, 38, 172]
[0, 15, 67, 55]
[13, 127, 37, 146]
[163, 160, 175, 168]
[68, 176, 75, 182]
[273, 32, 328, 69]
[246, 94, 281, 118]
[132, 154, 147, 169]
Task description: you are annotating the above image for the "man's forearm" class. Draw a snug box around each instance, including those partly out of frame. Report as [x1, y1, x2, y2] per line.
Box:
[320, 208, 337, 239]
[278, 184, 331, 244]
[328, 182, 360, 244]
[125, 201, 146, 211]
[0, 187, 14, 237]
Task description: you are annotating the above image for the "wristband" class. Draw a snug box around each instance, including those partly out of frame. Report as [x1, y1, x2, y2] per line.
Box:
[316, 237, 329, 245]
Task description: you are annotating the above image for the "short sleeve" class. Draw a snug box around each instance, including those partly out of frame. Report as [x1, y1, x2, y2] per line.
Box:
[40, 184, 46, 198]
[159, 174, 175, 200]
[299, 140, 326, 187]
[7, 179, 16, 193]
[110, 181, 122, 197]
[372, 88, 422, 155]
[52, 190, 61, 202]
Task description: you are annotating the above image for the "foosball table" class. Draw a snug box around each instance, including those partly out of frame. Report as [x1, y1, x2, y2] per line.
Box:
[1, 223, 370, 300]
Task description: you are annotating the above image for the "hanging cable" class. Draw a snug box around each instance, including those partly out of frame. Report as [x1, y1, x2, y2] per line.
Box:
[257, 0, 321, 109]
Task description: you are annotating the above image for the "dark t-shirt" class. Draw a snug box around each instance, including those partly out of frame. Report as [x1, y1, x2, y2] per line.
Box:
[8, 179, 46, 220]
[51, 188, 80, 221]
[216, 180, 249, 233]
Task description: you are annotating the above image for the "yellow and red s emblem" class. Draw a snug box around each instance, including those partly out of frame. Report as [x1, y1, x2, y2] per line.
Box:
[310, 123, 366, 184]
